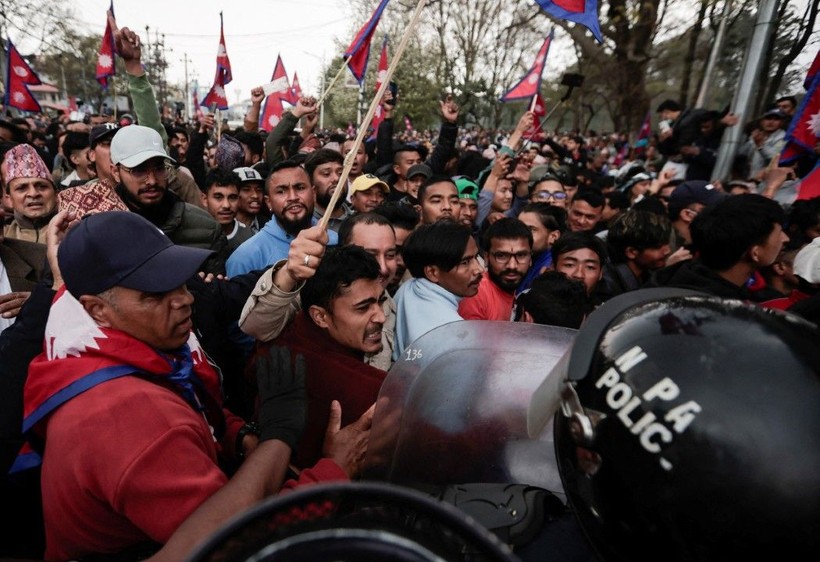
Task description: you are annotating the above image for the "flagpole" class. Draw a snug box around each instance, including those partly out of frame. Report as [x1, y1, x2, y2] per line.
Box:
[319, 0, 429, 229]
[315, 61, 349, 108]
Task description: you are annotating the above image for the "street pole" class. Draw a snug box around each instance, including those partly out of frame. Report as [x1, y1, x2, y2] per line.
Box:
[182, 53, 191, 122]
[711, 0, 780, 181]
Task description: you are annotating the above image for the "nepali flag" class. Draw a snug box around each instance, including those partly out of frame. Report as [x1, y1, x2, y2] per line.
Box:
[403, 113, 413, 133]
[526, 93, 547, 141]
[259, 55, 290, 130]
[634, 111, 652, 153]
[4, 39, 42, 113]
[370, 36, 390, 137]
[289, 72, 303, 105]
[344, 0, 390, 85]
[779, 71, 820, 166]
[535, 0, 603, 43]
[500, 31, 553, 102]
[96, 2, 117, 88]
[192, 84, 203, 120]
[804, 50, 820, 90]
[201, 13, 233, 110]
[797, 161, 820, 201]
[215, 12, 232, 84]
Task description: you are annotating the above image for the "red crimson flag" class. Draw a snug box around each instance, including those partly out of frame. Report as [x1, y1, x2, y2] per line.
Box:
[4, 39, 43, 112]
[344, 0, 390, 84]
[96, 1, 117, 88]
[500, 31, 553, 102]
[259, 55, 290, 130]
[201, 13, 233, 110]
[370, 37, 390, 136]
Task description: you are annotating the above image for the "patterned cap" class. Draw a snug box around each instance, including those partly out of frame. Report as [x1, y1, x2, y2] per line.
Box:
[215, 135, 244, 172]
[1, 143, 52, 186]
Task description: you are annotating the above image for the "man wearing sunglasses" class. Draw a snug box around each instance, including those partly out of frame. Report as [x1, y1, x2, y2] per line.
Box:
[110, 125, 228, 274]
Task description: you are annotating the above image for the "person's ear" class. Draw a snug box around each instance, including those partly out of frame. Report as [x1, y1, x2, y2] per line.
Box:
[79, 295, 113, 327]
[110, 163, 121, 184]
[547, 230, 561, 246]
[424, 264, 440, 284]
[308, 305, 331, 329]
[625, 247, 639, 261]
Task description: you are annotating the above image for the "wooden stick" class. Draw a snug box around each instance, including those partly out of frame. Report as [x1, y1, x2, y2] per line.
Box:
[529, 94, 538, 113]
[319, 0, 429, 229]
[316, 61, 350, 108]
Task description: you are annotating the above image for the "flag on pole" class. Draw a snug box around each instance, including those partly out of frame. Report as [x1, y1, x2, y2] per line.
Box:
[96, 1, 116, 88]
[500, 31, 553, 102]
[344, 0, 391, 84]
[289, 72, 303, 105]
[403, 114, 413, 133]
[192, 84, 203, 120]
[526, 93, 547, 140]
[4, 39, 43, 112]
[634, 111, 652, 154]
[259, 55, 290, 130]
[370, 36, 390, 137]
[201, 13, 233, 110]
[534, 0, 603, 43]
[797, 161, 820, 201]
[779, 71, 820, 166]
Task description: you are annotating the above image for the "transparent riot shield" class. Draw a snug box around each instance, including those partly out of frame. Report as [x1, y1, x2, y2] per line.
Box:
[363, 320, 575, 500]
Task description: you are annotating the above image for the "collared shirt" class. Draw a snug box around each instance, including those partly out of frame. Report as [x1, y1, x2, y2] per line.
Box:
[226, 217, 338, 278]
[459, 271, 515, 321]
[312, 205, 352, 234]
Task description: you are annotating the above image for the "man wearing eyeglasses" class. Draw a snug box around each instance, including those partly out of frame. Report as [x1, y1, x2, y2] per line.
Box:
[459, 218, 533, 321]
[110, 125, 228, 274]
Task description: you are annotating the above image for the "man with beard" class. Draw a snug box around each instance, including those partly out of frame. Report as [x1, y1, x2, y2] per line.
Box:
[599, 210, 672, 299]
[393, 221, 484, 360]
[109, 125, 227, 274]
[416, 176, 460, 225]
[459, 218, 533, 321]
[227, 161, 338, 277]
[239, 213, 398, 371]
[305, 149, 349, 233]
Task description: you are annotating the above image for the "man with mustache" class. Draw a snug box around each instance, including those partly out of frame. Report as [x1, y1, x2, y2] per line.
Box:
[226, 160, 339, 277]
[2, 144, 58, 244]
[393, 221, 485, 360]
[304, 149, 349, 233]
[458, 218, 533, 321]
[21, 211, 371, 560]
[109, 125, 227, 274]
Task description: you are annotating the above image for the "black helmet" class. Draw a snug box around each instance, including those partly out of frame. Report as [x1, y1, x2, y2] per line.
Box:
[553, 289, 820, 561]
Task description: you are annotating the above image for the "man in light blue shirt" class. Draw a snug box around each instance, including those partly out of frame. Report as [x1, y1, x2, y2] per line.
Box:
[227, 161, 338, 277]
[393, 221, 484, 361]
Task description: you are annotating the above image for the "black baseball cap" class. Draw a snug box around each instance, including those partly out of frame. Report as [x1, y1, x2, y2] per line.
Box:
[59, 211, 212, 298]
[89, 122, 120, 147]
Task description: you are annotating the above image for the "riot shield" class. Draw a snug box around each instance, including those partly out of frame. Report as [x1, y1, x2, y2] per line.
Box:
[363, 320, 575, 499]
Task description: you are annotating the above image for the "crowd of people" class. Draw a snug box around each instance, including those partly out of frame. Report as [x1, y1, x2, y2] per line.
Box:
[0, 17, 818, 562]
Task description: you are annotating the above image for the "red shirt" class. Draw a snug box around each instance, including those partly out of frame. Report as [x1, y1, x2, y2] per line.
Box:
[458, 272, 515, 321]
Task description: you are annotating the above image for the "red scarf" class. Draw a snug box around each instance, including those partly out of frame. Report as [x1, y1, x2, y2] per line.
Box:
[17, 288, 224, 471]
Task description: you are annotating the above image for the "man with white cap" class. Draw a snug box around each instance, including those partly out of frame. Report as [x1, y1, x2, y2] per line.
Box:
[109, 124, 227, 274]
[233, 166, 269, 232]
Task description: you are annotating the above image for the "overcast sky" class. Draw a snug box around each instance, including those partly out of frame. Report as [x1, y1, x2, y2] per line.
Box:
[11, 0, 820, 108]
[70, 0, 356, 104]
